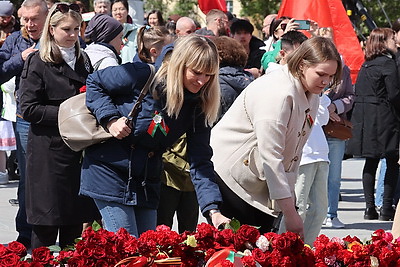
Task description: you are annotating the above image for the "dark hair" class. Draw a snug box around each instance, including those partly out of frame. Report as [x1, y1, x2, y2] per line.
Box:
[365, 28, 395, 61]
[230, 19, 253, 35]
[165, 20, 176, 35]
[111, 0, 132, 24]
[392, 18, 400, 33]
[280, 31, 308, 52]
[269, 16, 291, 41]
[214, 36, 247, 67]
[146, 9, 165, 26]
[111, 0, 128, 11]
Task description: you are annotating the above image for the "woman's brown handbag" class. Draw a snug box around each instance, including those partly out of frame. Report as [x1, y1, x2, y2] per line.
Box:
[58, 64, 155, 152]
[323, 118, 353, 140]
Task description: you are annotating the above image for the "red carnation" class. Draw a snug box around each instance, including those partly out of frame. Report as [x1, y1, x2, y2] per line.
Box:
[0, 252, 20, 267]
[56, 250, 74, 263]
[32, 247, 53, 265]
[215, 229, 235, 248]
[241, 255, 256, 267]
[234, 225, 260, 251]
[252, 248, 268, 266]
[67, 255, 87, 266]
[15, 262, 31, 267]
[156, 224, 171, 232]
[6, 241, 27, 257]
[0, 244, 8, 258]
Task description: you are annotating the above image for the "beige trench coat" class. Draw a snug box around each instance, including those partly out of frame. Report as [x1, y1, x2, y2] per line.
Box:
[211, 66, 319, 217]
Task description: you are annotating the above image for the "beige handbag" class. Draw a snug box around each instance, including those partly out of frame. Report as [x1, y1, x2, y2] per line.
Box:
[58, 64, 155, 152]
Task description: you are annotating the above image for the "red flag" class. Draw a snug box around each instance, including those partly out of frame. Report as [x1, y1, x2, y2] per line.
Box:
[198, 0, 227, 15]
[278, 0, 364, 84]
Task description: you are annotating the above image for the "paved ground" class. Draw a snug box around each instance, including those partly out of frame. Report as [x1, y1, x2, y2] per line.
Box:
[0, 158, 393, 246]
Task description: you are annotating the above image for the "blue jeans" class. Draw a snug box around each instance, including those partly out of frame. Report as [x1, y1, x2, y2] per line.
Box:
[327, 137, 346, 218]
[94, 199, 156, 237]
[375, 159, 386, 207]
[14, 117, 32, 240]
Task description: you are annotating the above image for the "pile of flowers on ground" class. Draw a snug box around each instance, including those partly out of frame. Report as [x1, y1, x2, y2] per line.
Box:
[1, 221, 400, 266]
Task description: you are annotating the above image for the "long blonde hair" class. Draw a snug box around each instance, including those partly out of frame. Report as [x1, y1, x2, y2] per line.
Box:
[155, 35, 220, 126]
[39, 3, 82, 63]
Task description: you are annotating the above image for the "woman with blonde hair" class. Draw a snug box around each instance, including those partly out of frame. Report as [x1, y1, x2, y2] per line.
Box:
[80, 35, 229, 237]
[211, 37, 342, 238]
[19, 2, 99, 249]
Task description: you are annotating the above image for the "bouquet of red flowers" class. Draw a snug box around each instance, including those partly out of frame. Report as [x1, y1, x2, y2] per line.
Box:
[1, 222, 400, 267]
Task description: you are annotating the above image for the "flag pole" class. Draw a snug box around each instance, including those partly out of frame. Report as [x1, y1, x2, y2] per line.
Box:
[376, 0, 392, 27]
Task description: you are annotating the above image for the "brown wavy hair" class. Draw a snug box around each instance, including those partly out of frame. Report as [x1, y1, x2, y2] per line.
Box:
[365, 28, 395, 61]
[213, 36, 247, 67]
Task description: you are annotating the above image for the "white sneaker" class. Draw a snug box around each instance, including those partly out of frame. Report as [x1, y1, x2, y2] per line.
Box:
[325, 217, 345, 228]
[0, 170, 8, 185]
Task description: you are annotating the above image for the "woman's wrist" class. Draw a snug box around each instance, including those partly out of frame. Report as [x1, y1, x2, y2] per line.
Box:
[208, 209, 221, 218]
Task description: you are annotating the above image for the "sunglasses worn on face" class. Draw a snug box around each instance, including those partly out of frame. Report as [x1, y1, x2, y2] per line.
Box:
[52, 3, 80, 16]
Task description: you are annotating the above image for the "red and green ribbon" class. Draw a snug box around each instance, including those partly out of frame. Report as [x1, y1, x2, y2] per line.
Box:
[306, 114, 314, 128]
[147, 111, 169, 137]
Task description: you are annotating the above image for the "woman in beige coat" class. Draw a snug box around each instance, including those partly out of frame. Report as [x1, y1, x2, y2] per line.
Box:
[210, 37, 342, 238]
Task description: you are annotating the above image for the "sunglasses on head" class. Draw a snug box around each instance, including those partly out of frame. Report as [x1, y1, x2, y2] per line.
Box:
[52, 3, 80, 16]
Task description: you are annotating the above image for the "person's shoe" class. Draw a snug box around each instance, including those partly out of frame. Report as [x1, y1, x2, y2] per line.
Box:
[364, 207, 379, 220]
[325, 217, 345, 228]
[0, 170, 9, 185]
[379, 207, 395, 221]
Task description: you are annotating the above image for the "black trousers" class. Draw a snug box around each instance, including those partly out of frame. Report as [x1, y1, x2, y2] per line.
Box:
[363, 156, 399, 210]
[157, 183, 199, 233]
[31, 224, 82, 249]
[215, 174, 275, 234]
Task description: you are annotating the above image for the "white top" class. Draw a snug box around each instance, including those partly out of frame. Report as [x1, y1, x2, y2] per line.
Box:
[85, 43, 120, 70]
[1, 77, 16, 122]
[300, 94, 330, 166]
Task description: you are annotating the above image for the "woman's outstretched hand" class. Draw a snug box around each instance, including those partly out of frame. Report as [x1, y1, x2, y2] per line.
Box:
[107, 117, 132, 139]
[211, 212, 231, 230]
[276, 197, 304, 240]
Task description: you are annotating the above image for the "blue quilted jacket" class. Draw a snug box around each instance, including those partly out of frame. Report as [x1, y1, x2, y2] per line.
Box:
[80, 62, 222, 215]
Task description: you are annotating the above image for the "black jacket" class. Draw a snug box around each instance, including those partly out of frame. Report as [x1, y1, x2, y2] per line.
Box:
[19, 51, 99, 225]
[246, 36, 265, 69]
[347, 54, 400, 158]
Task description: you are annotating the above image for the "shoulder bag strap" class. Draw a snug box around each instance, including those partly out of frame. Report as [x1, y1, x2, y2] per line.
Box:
[243, 88, 254, 129]
[127, 64, 156, 121]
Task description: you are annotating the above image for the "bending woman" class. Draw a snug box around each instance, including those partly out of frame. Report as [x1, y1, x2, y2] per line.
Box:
[80, 35, 229, 236]
[210, 37, 342, 238]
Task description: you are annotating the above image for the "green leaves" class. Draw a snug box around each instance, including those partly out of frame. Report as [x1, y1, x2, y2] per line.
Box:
[92, 220, 102, 231]
[224, 218, 241, 232]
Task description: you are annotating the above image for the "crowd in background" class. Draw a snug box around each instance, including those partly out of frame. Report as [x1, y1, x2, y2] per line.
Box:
[1, 0, 400, 251]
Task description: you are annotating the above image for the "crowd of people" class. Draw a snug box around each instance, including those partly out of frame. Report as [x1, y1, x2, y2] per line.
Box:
[1, 0, 400, 251]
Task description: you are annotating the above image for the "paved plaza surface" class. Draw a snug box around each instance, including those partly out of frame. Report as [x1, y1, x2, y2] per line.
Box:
[0, 158, 393, 246]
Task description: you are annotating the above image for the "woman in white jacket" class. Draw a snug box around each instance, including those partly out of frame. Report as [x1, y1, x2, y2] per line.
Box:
[210, 37, 342, 238]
